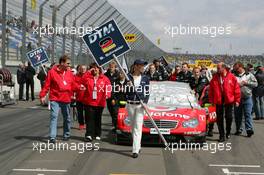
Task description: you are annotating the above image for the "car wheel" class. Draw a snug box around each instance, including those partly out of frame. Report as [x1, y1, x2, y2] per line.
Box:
[114, 133, 122, 145]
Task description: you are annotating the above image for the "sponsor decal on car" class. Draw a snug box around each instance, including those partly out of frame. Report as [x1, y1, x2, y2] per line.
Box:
[184, 131, 202, 135]
[150, 111, 191, 119]
[150, 128, 171, 135]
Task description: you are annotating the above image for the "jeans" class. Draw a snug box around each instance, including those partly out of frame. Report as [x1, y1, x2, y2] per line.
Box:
[50, 101, 71, 139]
[235, 97, 254, 132]
[253, 96, 264, 119]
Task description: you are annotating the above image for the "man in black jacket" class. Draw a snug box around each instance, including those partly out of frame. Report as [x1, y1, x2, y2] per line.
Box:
[25, 61, 36, 101]
[177, 62, 192, 83]
[111, 70, 129, 131]
[37, 65, 47, 88]
[153, 59, 168, 81]
[145, 64, 160, 81]
[104, 61, 120, 129]
[189, 67, 209, 98]
[17, 63, 26, 100]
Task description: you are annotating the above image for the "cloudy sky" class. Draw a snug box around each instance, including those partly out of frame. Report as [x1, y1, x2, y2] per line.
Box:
[108, 0, 264, 55]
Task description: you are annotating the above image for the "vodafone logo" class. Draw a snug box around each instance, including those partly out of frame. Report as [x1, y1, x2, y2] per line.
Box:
[150, 111, 190, 119]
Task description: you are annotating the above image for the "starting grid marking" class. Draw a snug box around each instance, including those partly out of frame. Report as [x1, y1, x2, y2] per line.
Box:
[12, 168, 67, 173]
[209, 164, 264, 175]
[209, 164, 261, 168]
[222, 168, 264, 175]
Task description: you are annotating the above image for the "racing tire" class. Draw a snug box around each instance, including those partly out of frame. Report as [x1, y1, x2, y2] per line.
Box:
[114, 133, 122, 145]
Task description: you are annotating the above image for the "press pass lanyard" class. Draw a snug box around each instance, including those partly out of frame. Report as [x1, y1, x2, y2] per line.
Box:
[62, 71, 67, 85]
[92, 77, 98, 100]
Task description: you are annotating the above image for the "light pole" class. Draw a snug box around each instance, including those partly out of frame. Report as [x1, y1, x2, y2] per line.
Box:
[71, 0, 98, 65]
[50, 0, 69, 63]
[38, 0, 49, 47]
[21, 0, 27, 63]
[1, 0, 7, 67]
[79, 1, 108, 55]
[62, 0, 85, 55]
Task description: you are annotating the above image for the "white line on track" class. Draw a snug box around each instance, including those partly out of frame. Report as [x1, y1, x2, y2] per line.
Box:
[209, 164, 261, 168]
[222, 168, 264, 175]
[12, 168, 67, 172]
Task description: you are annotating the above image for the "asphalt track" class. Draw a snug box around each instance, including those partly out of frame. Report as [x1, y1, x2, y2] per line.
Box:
[1, 101, 264, 175]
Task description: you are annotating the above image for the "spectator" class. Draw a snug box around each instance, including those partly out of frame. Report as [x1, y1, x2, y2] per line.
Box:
[190, 67, 209, 99]
[253, 66, 264, 120]
[209, 62, 241, 142]
[169, 65, 181, 81]
[153, 59, 169, 80]
[246, 63, 254, 74]
[74, 65, 87, 130]
[17, 63, 26, 101]
[201, 65, 212, 81]
[177, 62, 192, 83]
[104, 61, 120, 130]
[82, 63, 111, 142]
[145, 64, 160, 81]
[25, 61, 36, 101]
[233, 62, 258, 137]
[27, 42, 34, 52]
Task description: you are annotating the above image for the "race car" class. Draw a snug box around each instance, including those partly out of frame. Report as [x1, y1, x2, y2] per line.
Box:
[115, 81, 216, 144]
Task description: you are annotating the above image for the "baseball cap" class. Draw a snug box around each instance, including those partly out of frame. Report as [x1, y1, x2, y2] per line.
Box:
[134, 59, 148, 65]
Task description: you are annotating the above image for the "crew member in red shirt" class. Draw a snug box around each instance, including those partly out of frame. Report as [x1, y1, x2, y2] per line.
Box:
[209, 62, 240, 142]
[82, 63, 111, 142]
[39, 55, 83, 143]
[74, 65, 87, 130]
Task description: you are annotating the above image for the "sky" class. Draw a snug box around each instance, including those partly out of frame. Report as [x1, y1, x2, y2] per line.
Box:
[108, 0, 264, 55]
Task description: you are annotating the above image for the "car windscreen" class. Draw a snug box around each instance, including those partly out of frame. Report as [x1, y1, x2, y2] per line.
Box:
[148, 81, 200, 108]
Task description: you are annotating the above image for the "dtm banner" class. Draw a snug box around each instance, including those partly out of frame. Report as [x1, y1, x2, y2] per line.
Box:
[26, 47, 49, 68]
[82, 19, 130, 66]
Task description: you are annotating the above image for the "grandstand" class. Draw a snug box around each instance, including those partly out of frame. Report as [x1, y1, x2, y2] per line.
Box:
[0, 0, 165, 68]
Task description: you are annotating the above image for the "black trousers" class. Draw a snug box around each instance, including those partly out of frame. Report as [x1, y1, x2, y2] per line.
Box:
[106, 99, 119, 128]
[76, 101, 85, 125]
[216, 104, 233, 138]
[84, 105, 104, 137]
[208, 123, 214, 132]
[18, 83, 24, 100]
[26, 79, 34, 101]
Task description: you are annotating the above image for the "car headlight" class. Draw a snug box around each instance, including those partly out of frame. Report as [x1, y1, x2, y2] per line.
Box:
[124, 117, 131, 126]
[182, 118, 199, 128]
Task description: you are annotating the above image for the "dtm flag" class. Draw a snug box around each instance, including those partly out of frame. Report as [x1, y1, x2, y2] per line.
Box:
[26, 47, 49, 68]
[82, 19, 130, 66]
